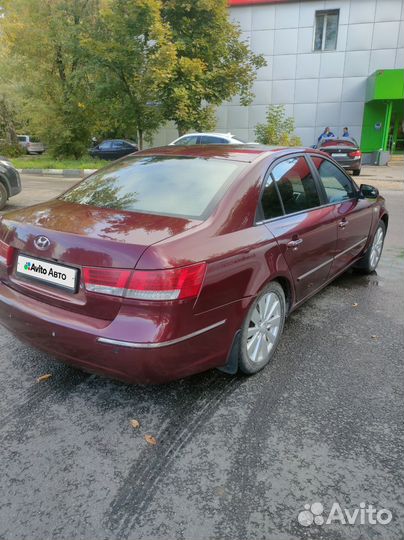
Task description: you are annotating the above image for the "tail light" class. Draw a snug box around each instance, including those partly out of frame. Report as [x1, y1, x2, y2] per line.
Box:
[82, 267, 131, 296]
[0, 239, 15, 267]
[349, 150, 362, 158]
[83, 262, 206, 301]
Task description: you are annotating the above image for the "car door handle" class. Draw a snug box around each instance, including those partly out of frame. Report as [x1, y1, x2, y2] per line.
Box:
[287, 238, 303, 249]
[339, 219, 349, 229]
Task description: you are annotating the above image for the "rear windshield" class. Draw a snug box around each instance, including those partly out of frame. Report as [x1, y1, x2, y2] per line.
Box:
[60, 156, 245, 219]
[320, 139, 356, 148]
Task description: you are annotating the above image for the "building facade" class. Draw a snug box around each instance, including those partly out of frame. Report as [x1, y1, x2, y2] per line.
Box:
[153, 0, 404, 155]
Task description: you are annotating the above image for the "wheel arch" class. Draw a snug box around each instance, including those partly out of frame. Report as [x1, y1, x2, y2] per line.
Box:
[0, 174, 10, 197]
[380, 212, 389, 231]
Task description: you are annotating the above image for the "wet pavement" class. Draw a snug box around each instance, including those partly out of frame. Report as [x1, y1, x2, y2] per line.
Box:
[0, 177, 403, 540]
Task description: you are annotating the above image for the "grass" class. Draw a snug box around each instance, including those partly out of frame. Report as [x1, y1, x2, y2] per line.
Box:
[11, 155, 108, 170]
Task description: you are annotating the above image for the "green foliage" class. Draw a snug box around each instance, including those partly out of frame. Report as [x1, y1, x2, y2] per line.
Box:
[12, 156, 108, 170]
[161, 0, 266, 134]
[83, 0, 176, 149]
[0, 141, 24, 158]
[1, 0, 97, 158]
[254, 105, 302, 146]
[1, 0, 266, 154]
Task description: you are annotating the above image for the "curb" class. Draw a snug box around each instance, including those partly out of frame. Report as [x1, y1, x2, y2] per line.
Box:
[17, 168, 97, 177]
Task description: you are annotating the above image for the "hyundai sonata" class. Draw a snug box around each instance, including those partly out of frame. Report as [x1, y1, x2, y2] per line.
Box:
[0, 145, 388, 383]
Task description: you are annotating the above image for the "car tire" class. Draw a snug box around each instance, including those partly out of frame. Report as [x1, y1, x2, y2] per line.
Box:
[239, 281, 286, 375]
[0, 182, 8, 210]
[354, 221, 386, 274]
[352, 169, 361, 176]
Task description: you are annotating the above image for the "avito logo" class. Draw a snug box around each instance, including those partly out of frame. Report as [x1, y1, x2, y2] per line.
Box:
[24, 261, 67, 281]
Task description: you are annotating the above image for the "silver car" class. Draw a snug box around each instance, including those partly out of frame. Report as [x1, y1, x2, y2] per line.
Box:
[17, 135, 44, 155]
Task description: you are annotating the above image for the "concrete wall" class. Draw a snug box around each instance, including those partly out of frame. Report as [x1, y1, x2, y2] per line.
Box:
[152, 0, 404, 148]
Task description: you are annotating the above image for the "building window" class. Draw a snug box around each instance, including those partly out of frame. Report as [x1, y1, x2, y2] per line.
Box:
[314, 10, 339, 51]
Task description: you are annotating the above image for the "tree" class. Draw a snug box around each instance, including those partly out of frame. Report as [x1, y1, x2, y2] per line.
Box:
[161, 0, 266, 135]
[254, 105, 301, 146]
[84, 0, 176, 149]
[0, 0, 98, 158]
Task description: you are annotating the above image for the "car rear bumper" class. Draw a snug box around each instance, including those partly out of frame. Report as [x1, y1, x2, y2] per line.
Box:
[332, 157, 361, 170]
[0, 281, 245, 383]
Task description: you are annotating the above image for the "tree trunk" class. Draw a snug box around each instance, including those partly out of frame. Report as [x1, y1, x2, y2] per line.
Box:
[137, 129, 143, 150]
[177, 123, 186, 137]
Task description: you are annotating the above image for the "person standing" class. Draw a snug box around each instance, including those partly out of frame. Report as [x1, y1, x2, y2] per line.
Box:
[317, 127, 335, 144]
[342, 127, 351, 138]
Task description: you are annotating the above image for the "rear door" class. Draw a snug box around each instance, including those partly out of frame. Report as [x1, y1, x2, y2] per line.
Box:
[309, 155, 372, 275]
[260, 155, 337, 302]
[111, 140, 131, 159]
[97, 140, 114, 159]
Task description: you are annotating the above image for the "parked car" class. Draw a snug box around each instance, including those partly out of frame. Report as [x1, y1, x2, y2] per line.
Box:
[317, 137, 362, 175]
[0, 157, 22, 210]
[89, 139, 138, 160]
[170, 132, 249, 145]
[0, 145, 387, 383]
[17, 135, 45, 155]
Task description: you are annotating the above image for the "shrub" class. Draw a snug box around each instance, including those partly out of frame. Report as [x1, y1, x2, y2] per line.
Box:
[254, 105, 301, 146]
[0, 141, 24, 158]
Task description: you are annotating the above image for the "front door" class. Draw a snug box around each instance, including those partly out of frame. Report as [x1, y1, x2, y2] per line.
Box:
[260, 155, 337, 302]
[310, 156, 373, 275]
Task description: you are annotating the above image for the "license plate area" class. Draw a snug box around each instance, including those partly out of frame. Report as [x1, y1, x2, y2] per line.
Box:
[332, 153, 348, 157]
[16, 254, 79, 292]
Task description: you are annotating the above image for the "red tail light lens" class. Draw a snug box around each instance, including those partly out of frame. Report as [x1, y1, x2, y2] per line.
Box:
[0, 239, 14, 267]
[126, 263, 206, 301]
[83, 267, 131, 296]
[82, 263, 206, 301]
[349, 150, 362, 158]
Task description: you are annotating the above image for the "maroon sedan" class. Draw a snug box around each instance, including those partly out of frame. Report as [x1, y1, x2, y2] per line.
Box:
[0, 146, 388, 383]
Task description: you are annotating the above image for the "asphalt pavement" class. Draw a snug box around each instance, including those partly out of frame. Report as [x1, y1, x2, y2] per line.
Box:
[0, 174, 403, 540]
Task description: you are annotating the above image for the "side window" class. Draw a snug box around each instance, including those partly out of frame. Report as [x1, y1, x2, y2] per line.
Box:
[311, 157, 356, 203]
[271, 157, 321, 215]
[261, 176, 284, 220]
[174, 136, 198, 146]
[200, 136, 229, 144]
[112, 141, 125, 149]
[99, 141, 112, 150]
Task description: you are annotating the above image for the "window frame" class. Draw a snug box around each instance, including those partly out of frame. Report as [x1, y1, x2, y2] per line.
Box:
[306, 153, 360, 205]
[255, 153, 362, 225]
[313, 9, 340, 52]
[255, 153, 326, 225]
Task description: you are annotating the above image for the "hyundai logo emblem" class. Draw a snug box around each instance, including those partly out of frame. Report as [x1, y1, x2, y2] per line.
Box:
[34, 235, 51, 250]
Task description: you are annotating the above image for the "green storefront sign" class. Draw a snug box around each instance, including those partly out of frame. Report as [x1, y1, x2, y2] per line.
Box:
[361, 69, 404, 155]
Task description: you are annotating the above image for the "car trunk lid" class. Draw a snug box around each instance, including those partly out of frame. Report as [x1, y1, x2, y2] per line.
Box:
[0, 200, 200, 320]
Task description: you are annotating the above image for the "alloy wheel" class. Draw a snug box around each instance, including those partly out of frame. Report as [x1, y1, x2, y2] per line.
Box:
[246, 292, 282, 364]
[370, 226, 384, 270]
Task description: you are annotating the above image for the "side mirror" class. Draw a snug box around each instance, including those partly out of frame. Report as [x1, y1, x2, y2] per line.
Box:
[360, 184, 379, 199]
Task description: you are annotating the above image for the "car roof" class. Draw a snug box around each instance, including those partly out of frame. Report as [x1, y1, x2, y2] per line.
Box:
[135, 144, 311, 163]
[176, 132, 235, 138]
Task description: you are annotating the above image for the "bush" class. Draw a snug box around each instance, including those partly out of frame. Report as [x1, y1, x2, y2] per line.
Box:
[0, 141, 24, 158]
[254, 105, 301, 146]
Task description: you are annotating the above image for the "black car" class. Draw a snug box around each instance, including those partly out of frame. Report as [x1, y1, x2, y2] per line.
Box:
[317, 138, 362, 176]
[0, 157, 22, 210]
[89, 139, 138, 161]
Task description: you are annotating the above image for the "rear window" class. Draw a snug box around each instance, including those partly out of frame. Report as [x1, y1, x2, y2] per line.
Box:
[320, 139, 356, 148]
[60, 156, 245, 219]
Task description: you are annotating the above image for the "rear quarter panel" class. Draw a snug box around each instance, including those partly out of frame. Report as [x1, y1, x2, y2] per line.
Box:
[136, 156, 295, 315]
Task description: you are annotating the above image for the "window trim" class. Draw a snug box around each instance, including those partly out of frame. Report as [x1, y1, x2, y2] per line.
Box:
[255, 152, 360, 226]
[313, 9, 340, 52]
[307, 153, 360, 206]
[255, 153, 326, 225]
